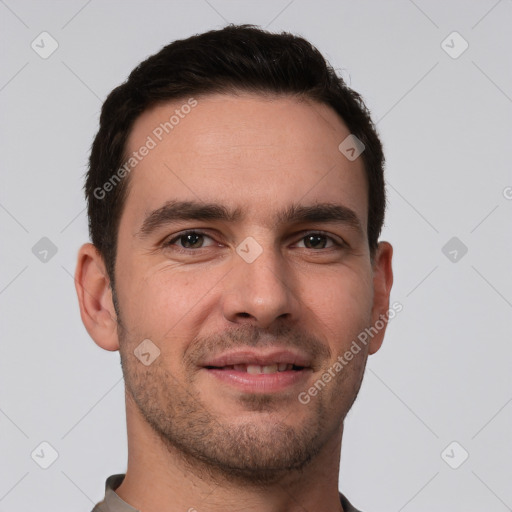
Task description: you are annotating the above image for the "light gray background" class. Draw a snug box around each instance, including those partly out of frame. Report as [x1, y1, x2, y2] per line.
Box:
[1, 1, 511, 511]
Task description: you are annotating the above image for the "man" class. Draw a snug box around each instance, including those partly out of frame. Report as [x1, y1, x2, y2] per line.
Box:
[75, 24, 393, 512]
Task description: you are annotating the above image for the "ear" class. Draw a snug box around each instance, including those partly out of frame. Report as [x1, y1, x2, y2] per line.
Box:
[368, 241, 394, 355]
[74, 243, 119, 351]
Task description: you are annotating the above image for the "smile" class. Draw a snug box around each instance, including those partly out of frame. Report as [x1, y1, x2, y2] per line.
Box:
[205, 363, 304, 374]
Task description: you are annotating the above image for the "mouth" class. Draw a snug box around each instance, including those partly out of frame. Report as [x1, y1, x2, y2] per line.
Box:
[200, 350, 313, 393]
[204, 363, 305, 374]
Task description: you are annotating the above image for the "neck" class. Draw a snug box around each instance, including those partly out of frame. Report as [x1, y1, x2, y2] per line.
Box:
[116, 390, 346, 512]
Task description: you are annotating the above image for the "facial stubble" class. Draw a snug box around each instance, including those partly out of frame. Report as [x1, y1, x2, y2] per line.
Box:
[116, 306, 367, 486]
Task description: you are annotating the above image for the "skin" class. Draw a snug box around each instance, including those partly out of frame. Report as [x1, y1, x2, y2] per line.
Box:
[75, 92, 393, 512]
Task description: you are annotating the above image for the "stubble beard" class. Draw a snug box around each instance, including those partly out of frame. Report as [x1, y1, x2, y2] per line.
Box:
[115, 303, 366, 486]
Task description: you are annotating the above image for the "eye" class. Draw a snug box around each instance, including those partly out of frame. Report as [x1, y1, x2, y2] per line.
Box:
[165, 230, 216, 250]
[163, 230, 345, 253]
[294, 232, 344, 250]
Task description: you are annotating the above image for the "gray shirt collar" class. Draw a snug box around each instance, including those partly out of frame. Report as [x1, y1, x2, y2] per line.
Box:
[93, 473, 363, 512]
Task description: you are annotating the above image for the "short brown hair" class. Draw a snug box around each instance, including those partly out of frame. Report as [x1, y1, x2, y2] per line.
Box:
[85, 24, 386, 289]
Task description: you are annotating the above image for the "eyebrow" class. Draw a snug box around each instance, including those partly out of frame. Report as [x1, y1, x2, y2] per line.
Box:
[136, 199, 364, 239]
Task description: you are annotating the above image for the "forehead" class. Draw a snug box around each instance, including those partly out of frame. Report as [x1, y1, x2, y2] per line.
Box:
[121, 93, 368, 233]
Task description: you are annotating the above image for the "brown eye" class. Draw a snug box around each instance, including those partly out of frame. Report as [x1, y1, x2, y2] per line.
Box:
[166, 231, 215, 250]
[296, 232, 341, 250]
[303, 234, 329, 249]
[179, 233, 204, 248]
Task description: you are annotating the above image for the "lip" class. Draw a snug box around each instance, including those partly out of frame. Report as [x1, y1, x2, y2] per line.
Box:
[199, 349, 313, 394]
[203, 367, 313, 393]
[201, 349, 313, 369]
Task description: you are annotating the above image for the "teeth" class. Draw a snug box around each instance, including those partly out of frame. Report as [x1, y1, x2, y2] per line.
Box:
[234, 364, 293, 374]
[246, 365, 260, 374]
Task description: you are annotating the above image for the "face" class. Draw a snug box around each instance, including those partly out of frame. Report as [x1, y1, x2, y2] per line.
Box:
[111, 92, 390, 482]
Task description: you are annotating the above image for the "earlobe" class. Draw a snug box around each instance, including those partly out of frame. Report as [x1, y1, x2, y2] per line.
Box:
[368, 241, 394, 355]
[74, 243, 120, 351]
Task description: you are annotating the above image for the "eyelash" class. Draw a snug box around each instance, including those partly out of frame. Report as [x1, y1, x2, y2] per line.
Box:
[164, 229, 346, 252]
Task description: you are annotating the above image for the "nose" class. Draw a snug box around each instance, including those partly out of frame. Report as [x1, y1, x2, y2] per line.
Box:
[221, 244, 301, 329]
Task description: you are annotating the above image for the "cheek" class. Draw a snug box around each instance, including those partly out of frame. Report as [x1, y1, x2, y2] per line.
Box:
[118, 263, 219, 340]
[303, 268, 374, 356]
[305, 267, 373, 318]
